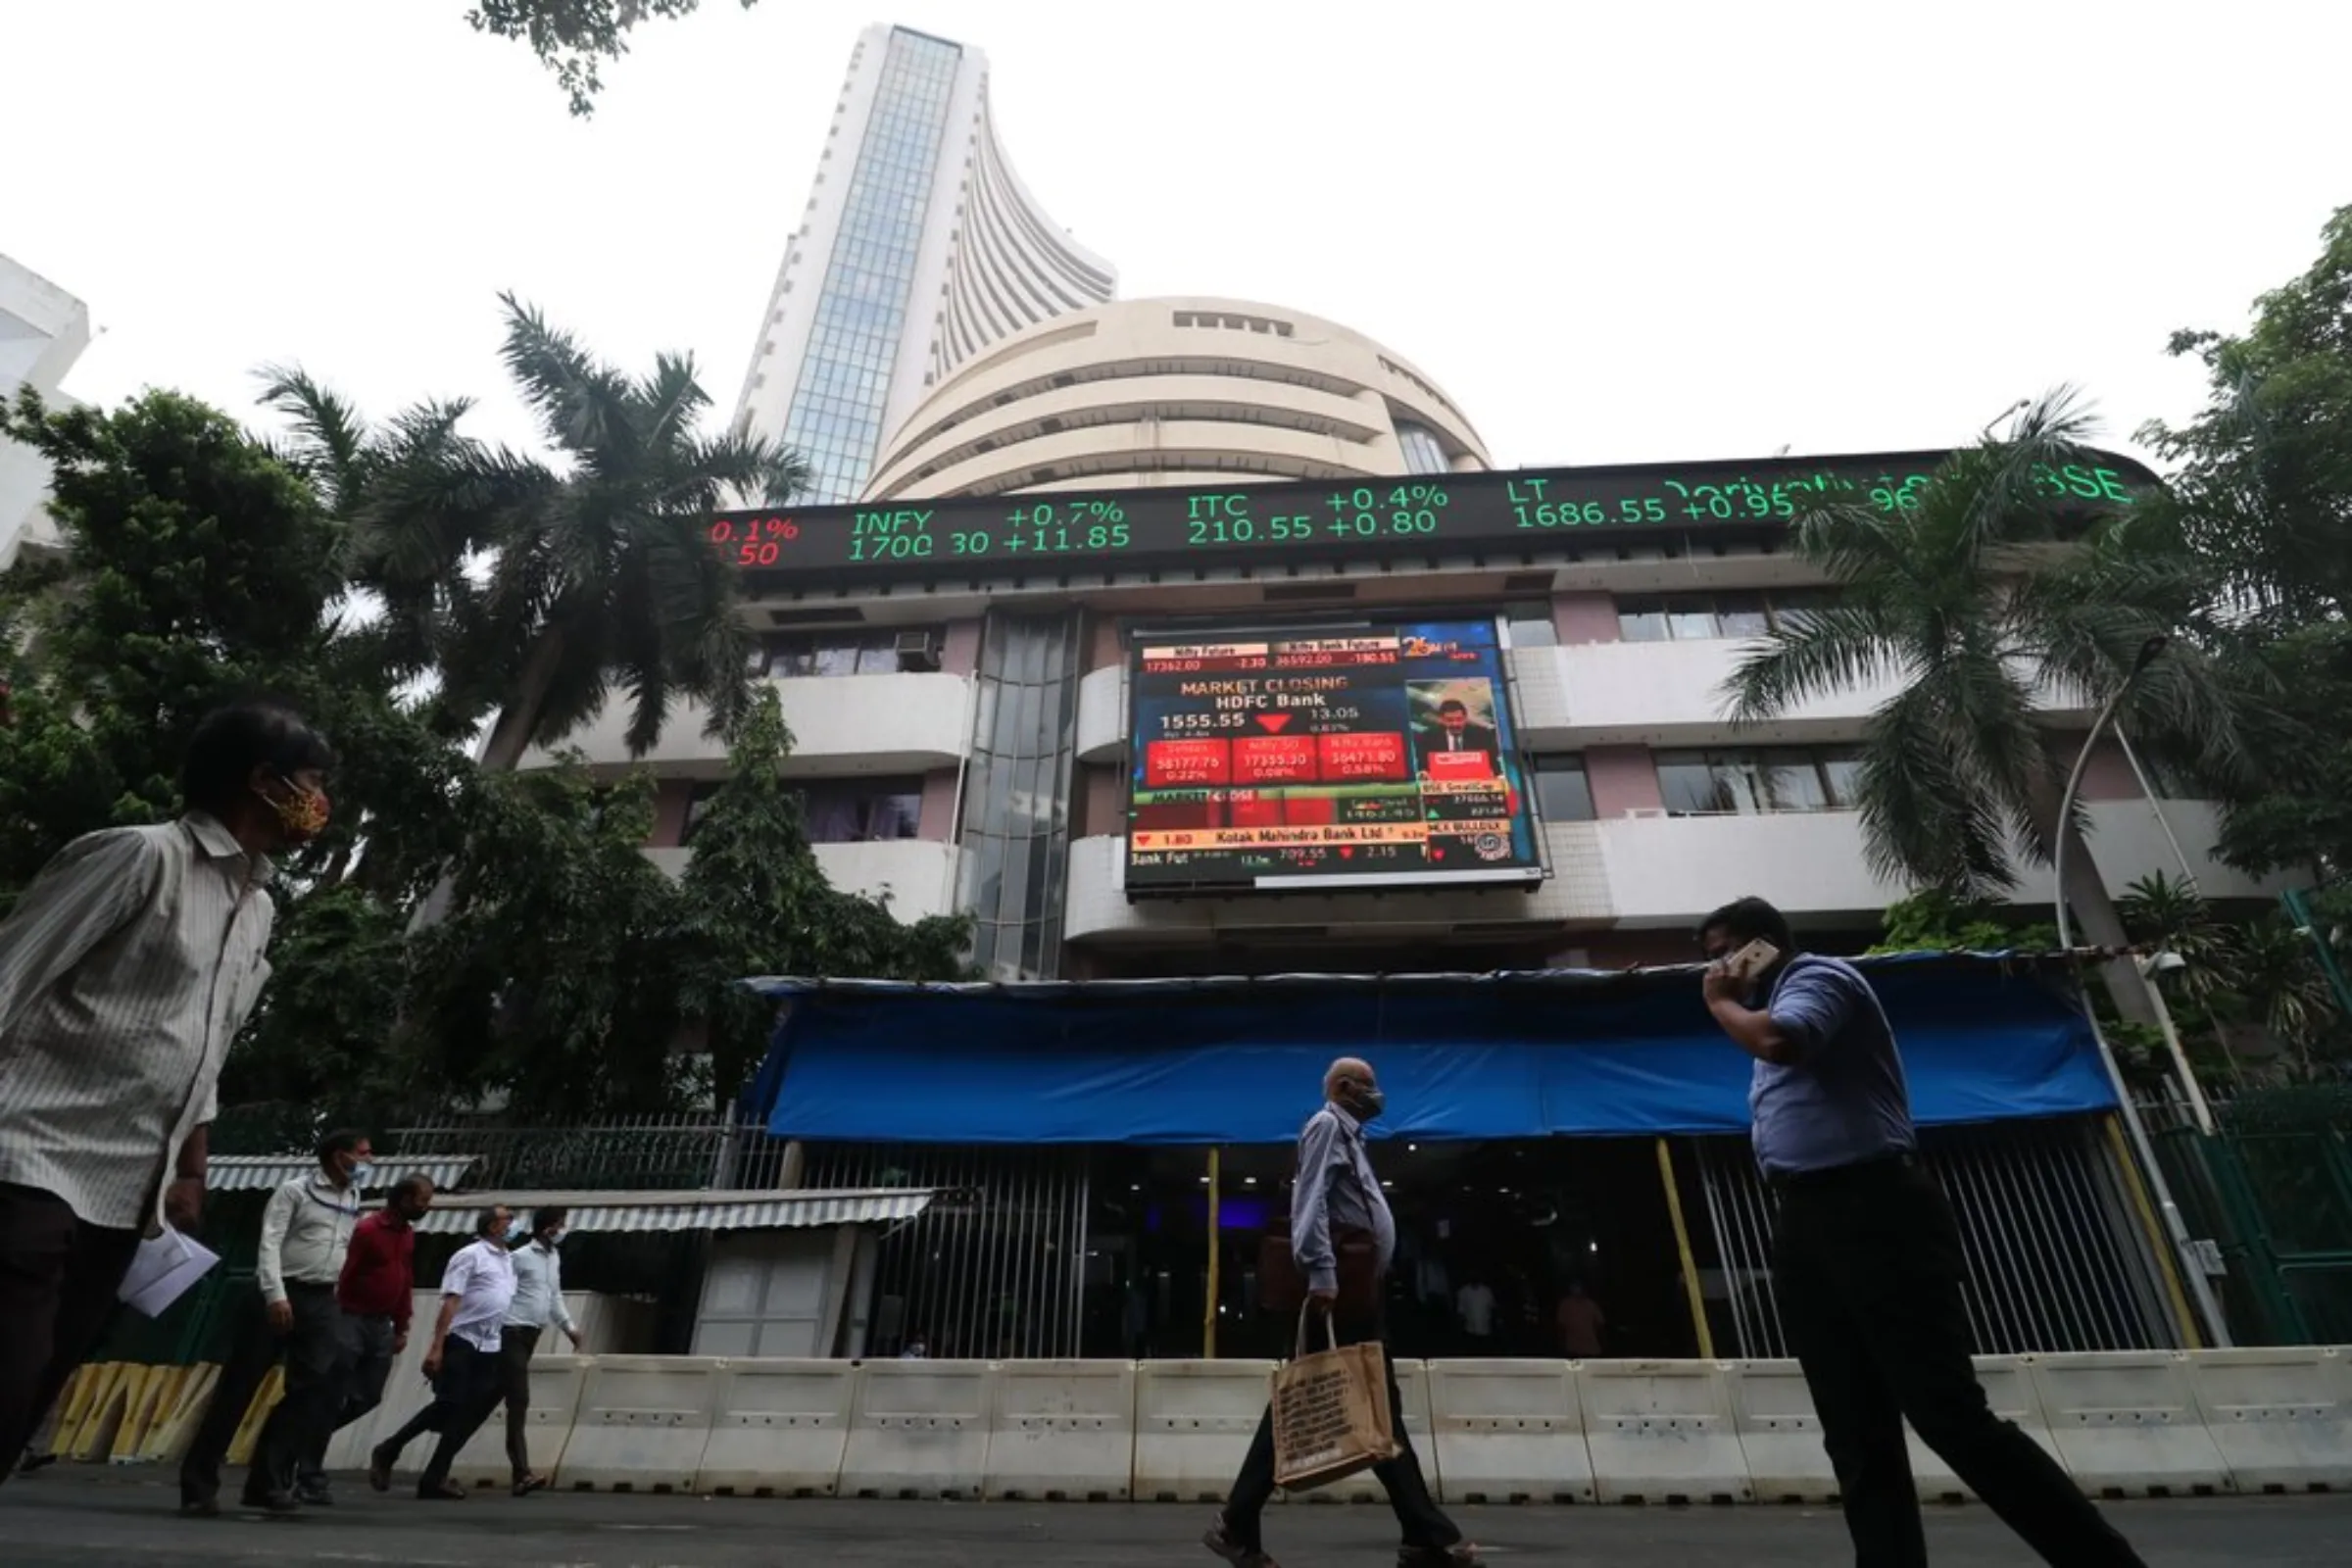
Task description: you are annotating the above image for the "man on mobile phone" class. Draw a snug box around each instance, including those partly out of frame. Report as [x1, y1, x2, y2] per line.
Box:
[1698, 896, 2145, 1568]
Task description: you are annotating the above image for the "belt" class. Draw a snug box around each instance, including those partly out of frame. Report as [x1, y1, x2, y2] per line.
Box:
[1767, 1151, 1918, 1193]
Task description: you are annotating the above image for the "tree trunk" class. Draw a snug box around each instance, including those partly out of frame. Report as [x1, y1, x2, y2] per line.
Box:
[477, 629, 568, 774]
[2028, 779, 2162, 1029]
[410, 630, 569, 931]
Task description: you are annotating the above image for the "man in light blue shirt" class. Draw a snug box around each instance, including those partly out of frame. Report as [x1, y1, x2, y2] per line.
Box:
[1204, 1057, 1477, 1568]
[501, 1206, 582, 1495]
[1701, 896, 2143, 1568]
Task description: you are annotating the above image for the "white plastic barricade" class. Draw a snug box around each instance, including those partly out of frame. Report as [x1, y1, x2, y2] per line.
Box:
[1581, 1360, 1750, 1503]
[837, 1359, 996, 1500]
[449, 1354, 589, 1490]
[1725, 1359, 1837, 1503]
[1426, 1359, 1593, 1505]
[2184, 1346, 2352, 1494]
[2031, 1350, 2233, 1497]
[557, 1356, 723, 1493]
[1313, 1357, 1437, 1505]
[984, 1359, 1139, 1501]
[1133, 1360, 1275, 1503]
[1907, 1355, 2059, 1503]
[698, 1359, 858, 1497]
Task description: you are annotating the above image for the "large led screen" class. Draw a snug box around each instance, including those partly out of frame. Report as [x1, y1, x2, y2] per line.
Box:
[1124, 618, 1545, 894]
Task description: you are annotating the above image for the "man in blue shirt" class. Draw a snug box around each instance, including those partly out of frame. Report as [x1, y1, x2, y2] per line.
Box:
[1700, 897, 2144, 1568]
[1203, 1056, 1478, 1568]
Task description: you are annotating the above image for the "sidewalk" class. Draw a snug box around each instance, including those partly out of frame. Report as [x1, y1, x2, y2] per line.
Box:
[6, 1468, 2351, 1566]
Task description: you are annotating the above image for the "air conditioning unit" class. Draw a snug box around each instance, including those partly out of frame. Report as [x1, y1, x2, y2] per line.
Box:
[895, 630, 942, 672]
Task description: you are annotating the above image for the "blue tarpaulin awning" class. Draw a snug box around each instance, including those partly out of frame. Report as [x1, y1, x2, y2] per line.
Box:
[740, 956, 2117, 1147]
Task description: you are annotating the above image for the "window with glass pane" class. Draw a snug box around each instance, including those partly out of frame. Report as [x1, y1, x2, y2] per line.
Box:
[1504, 603, 1557, 648]
[1759, 750, 1829, 810]
[1618, 603, 1670, 642]
[682, 782, 724, 844]
[1664, 597, 1718, 641]
[1769, 588, 1837, 629]
[1656, 753, 1736, 815]
[1818, 749, 1866, 808]
[1533, 756, 1594, 821]
[1714, 593, 1771, 638]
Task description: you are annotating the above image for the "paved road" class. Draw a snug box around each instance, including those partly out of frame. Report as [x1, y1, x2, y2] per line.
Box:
[5, 1470, 2349, 1565]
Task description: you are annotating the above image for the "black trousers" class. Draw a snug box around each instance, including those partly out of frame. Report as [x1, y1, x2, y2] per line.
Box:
[0, 1184, 139, 1482]
[1223, 1306, 1459, 1552]
[299, 1311, 398, 1484]
[180, 1281, 343, 1500]
[500, 1325, 542, 1479]
[377, 1338, 504, 1495]
[1774, 1156, 2146, 1568]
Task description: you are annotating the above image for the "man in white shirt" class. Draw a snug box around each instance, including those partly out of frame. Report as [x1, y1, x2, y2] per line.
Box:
[500, 1206, 582, 1496]
[1455, 1278, 1497, 1347]
[179, 1130, 369, 1516]
[369, 1206, 516, 1500]
[0, 702, 331, 1487]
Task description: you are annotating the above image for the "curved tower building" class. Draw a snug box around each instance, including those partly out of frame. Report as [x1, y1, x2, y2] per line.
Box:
[729, 24, 1116, 504]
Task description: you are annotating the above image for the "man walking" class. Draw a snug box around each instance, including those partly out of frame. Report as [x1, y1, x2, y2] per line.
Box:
[0, 701, 331, 1481]
[1699, 896, 2146, 1568]
[180, 1129, 370, 1516]
[501, 1205, 583, 1496]
[369, 1206, 517, 1500]
[1204, 1057, 1479, 1568]
[297, 1173, 435, 1499]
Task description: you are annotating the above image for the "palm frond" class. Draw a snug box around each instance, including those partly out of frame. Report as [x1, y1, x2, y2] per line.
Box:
[1720, 603, 1912, 724]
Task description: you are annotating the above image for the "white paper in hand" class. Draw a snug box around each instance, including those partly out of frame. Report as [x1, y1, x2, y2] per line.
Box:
[116, 1228, 221, 1317]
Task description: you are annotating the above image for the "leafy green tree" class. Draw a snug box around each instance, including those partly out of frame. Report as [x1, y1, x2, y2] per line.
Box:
[1720, 389, 2252, 1024]
[399, 765, 701, 1117]
[267, 296, 806, 774]
[678, 687, 974, 1102]
[2141, 208, 2352, 887]
[470, 0, 762, 117]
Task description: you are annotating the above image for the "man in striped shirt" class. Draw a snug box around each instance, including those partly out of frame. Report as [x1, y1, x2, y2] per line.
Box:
[0, 702, 332, 1480]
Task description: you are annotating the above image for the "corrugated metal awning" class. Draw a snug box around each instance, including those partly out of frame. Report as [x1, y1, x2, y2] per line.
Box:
[209, 1154, 480, 1193]
[409, 1187, 938, 1236]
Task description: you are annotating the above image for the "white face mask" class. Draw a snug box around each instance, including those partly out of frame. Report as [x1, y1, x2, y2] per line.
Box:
[349, 1161, 376, 1189]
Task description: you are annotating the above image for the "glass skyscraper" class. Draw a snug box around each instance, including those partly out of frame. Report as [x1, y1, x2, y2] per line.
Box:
[731, 25, 1116, 504]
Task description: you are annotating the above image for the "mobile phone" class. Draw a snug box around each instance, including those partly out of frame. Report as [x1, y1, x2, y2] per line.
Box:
[1722, 938, 1781, 983]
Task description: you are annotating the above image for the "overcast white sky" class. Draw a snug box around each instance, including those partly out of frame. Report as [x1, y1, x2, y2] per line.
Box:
[6, 1, 2346, 471]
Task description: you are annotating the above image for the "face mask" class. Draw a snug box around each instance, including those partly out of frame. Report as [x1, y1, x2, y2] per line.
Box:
[508, 1224, 531, 1247]
[546, 1229, 566, 1248]
[259, 775, 331, 842]
[1350, 1084, 1387, 1121]
[349, 1161, 376, 1189]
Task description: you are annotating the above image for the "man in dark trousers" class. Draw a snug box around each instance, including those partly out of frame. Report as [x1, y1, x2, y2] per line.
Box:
[369, 1205, 516, 1500]
[180, 1129, 371, 1516]
[1202, 1056, 1480, 1568]
[0, 702, 329, 1480]
[1699, 896, 2146, 1568]
[297, 1172, 435, 1498]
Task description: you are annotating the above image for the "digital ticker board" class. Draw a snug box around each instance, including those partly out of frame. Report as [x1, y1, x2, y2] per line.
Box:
[709, 448, 2157, 585]
[1124, 618, 1544, 895]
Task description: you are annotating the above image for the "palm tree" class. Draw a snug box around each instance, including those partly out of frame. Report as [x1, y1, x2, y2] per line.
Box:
[1718, 388, 2253, 1025]
[265, 293, 807, 770]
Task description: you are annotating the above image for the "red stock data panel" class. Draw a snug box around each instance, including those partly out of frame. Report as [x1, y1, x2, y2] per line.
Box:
[1124, 618, 1544, 894]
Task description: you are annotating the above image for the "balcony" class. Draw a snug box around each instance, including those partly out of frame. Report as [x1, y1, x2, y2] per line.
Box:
[1061, 801, 2277, 945]
[644, 839, 961, 923]
[1061, 821, 1615, 945]
[519, 671, 974, 777]
[1593, 800, 2276, 929]
[1511, 640, 2094, 750]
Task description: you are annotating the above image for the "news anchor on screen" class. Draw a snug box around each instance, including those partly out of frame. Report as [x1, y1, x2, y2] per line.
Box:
[1412, 698, 1498, 773]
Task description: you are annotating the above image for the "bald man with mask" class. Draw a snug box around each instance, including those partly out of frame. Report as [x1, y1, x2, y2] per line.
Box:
[1203, 1057, 1480, 1568]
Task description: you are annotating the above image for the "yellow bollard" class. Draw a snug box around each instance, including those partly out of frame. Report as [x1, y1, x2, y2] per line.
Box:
[146, 1364, 220, 1465]
[224, 1365, 285, 1468]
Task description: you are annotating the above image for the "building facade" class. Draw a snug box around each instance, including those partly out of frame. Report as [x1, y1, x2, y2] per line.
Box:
[532, 288, 2248, 1365]
[728, 24, 1116, 504]
[0, 255, 90, 569]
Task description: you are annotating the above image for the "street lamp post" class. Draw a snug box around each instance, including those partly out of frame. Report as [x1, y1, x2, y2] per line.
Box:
[2053, 635, 2233, 1348]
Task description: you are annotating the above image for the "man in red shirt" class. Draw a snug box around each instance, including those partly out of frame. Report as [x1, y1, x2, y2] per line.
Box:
[296, 1174, 433, 1499]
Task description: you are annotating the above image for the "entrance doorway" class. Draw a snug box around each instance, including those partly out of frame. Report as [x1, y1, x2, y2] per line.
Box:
[1078, 1136, 1699, 1359]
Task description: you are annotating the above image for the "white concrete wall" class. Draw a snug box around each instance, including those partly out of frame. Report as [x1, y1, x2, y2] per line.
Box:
[647, 838, 960, 923]
[1061, 802, 2274, 945]
[0, 255, 90, 567]
[523, 671, 972, 777]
